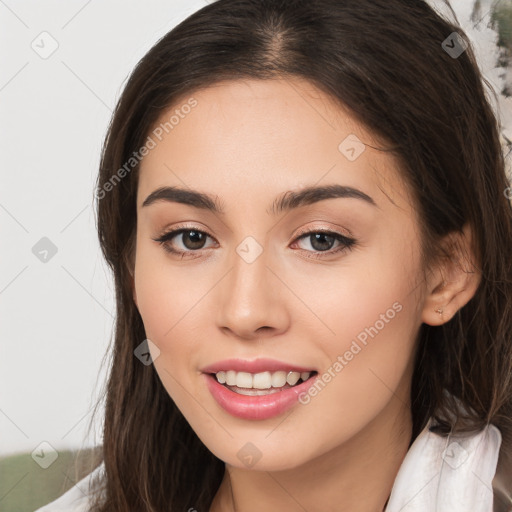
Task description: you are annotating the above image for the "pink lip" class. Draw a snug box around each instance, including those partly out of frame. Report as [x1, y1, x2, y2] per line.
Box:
[200, 358, 316, 374]
[203, 373, 318, 421]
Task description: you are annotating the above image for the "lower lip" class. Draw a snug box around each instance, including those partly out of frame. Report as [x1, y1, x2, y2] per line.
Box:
[203, 373, 318, 420]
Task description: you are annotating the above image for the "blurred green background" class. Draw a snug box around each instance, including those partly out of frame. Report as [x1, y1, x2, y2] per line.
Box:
[0, 447, 102, 512]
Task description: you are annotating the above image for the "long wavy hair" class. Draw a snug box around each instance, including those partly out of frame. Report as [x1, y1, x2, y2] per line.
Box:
[85, 0, 512, 509]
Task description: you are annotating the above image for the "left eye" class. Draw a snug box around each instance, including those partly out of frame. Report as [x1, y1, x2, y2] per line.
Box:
[293, 231, 354, 254]
[152, 227, 356, 259]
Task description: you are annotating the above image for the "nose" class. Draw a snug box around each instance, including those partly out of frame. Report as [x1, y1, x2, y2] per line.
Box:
[215, 240, 290, 341]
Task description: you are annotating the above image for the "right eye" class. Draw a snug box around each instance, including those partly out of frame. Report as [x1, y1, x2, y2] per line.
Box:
[152, 227, 218, 257]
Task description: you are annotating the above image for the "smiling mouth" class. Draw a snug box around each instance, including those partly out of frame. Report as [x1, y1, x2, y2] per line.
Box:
[211, 370, 318, 396]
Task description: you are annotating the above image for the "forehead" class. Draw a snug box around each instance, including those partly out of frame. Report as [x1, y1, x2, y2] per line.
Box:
[136, 78, 413, 215]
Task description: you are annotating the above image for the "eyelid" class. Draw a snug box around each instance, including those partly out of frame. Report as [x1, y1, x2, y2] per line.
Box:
[293, 223, 354, 240]
[155, 223, 217, 241]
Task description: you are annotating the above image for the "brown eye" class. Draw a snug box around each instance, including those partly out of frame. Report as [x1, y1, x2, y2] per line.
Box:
[178, 230, 208, 250]
[307, 232, 337, 251]
[292, 229, 356, 260]
[152, 228, 216, 256]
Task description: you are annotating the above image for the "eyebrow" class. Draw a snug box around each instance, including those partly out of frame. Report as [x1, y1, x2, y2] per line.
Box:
[142, 184, 377, 215]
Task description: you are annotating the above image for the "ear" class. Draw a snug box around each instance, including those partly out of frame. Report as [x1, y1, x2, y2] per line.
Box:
[421, 223, 481, 326]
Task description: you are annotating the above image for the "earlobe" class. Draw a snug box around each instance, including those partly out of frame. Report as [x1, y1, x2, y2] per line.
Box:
[421, 224, 481, 326]
[421, 276, 479, 326]
[421, 277, 450, 326]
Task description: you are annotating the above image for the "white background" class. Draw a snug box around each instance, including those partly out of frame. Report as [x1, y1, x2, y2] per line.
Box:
[0, 0, 509, 458]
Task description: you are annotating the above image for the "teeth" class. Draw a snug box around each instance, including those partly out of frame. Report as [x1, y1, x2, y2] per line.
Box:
[286, 371, 300, 386]
[253, 371, 272, 389]
[236, 372, 253, 388]
[271, 371, 287, 387]
[214, 370, 312, 389]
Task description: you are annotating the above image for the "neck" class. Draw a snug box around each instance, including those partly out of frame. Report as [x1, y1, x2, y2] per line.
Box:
[210, 397, 413, 512]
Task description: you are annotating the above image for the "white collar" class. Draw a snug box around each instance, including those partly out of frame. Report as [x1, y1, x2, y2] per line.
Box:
[385, 419, 502, 511]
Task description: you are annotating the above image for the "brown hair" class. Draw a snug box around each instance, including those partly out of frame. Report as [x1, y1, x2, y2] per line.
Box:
[86, 0, 512, 509]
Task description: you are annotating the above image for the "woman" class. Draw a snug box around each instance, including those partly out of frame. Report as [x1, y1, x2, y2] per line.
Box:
[35, 0, 512, 510]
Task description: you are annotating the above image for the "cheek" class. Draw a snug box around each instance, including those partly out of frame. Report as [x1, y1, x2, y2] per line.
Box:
[299, 228, 415, 348]
[285, 285, 419, 458]
[302, 230, 422, 422]
[291, 227, 421, 356]
[132, 240, 213, 404]
[134, 261, 202, 422]
[133, 237, 204, 340]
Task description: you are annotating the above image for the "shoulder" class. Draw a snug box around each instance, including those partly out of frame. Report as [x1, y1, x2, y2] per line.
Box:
[33, 462, 105, 512]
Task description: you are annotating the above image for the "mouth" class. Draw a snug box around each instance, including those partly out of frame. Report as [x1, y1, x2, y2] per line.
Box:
[201, 359, 319, 420]
[211, 370, 318, 396]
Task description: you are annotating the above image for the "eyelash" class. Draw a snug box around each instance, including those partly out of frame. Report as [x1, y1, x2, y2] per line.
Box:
[152, 224, 356, 260]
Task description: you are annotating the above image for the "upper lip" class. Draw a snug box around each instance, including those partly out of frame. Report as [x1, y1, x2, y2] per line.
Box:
[201, 358, 316, 374]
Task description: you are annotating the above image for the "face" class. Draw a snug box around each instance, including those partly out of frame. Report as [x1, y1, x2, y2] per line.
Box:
[132, 78, 427, 471]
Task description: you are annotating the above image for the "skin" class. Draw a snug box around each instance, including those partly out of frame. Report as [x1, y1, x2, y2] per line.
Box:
[130, 77, 481, 511]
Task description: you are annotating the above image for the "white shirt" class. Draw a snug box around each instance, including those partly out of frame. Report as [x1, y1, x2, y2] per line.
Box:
[34, 419, 503, 512]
